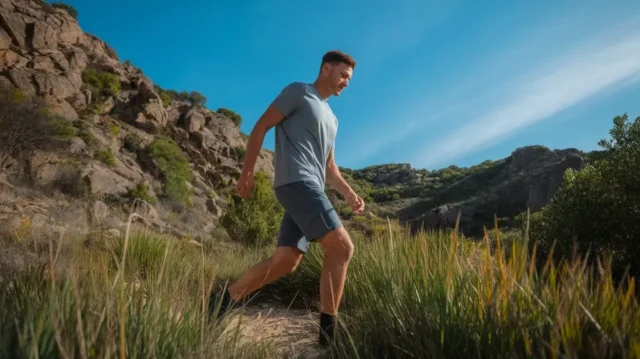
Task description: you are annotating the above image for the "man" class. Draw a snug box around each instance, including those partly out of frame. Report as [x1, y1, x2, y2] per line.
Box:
[208, 50, 365, 346]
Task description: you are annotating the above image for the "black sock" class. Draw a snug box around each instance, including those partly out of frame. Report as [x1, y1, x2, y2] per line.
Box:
[208, 287, 232, 319]
[319, 312, 336, 346]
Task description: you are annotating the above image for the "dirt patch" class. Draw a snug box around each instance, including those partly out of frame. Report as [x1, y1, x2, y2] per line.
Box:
[224, 302, 331, 358]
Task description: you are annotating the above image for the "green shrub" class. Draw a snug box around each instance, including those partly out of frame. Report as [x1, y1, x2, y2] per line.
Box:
[217, 108, 242, 127]
[146, 137, 192, 204]
[123, 133, 143, 153]
[524, 112, 640, 278]
[73, 120, 98, 147]
[154, 86, 206, 107]
[220, 171, 283, 247]
[159, 90, 172, 108]
[234, 145, 246, 161]
[82, 67, 120, 95]
[51, 1, 78, 18]
[94, 149, 115, 166]
[126, 181, 157, 204]
[371, 187, 400, 202]
[189, 91, 207, 106]
[0, 85, 77, 157]
[107, 121, 120, 137]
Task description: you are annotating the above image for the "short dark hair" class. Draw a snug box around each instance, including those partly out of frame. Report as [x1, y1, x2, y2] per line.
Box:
[321, 50, 356, 69]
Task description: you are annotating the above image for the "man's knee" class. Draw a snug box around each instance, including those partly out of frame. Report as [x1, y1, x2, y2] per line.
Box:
[318, 227, 354, 261]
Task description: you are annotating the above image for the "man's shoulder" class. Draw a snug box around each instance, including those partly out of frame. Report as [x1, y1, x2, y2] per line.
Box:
[281, 81, 309, 93]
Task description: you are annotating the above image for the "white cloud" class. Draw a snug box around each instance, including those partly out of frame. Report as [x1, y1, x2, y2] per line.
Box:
[412, 27, 640, 169]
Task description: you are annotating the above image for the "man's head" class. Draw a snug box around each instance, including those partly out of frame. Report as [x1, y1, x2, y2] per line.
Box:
[317, 50, 355, 97]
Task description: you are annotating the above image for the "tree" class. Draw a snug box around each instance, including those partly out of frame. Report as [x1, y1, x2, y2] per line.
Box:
[220, 172, 283, 247]
[525, 113, 640, 278]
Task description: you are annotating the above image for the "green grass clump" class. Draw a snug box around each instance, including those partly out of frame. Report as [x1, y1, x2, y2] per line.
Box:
[51, 1, 78, 18]
[126, 181, 157, 204]
[82, 67, 121, 95]
[0, 228, 275, 358]
[146, 136, 192, 204]
[94, 148, 116, 166]
[274, 219, 640, 358]
[217, 108, 242, 127]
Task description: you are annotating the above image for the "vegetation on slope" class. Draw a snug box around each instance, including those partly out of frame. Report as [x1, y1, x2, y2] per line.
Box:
[0, 85, 77, 161]
[273, 223, 640, 359]
[521, 112, 640, 279]
[0, 228, 274, 358]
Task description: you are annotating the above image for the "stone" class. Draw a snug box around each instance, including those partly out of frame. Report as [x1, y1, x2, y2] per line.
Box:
[0, 26, 10, 49]
[182, 107, 206, 133]
[92, 200, 109, 223]
[84, 165, 133, 197]
[69, 137, 86, 154]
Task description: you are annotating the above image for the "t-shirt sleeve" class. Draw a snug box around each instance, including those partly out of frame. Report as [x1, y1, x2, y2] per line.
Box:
[271, 82, 304, 117]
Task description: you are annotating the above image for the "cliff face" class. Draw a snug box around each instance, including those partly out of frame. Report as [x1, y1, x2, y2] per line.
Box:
[0, 0, 273, 242]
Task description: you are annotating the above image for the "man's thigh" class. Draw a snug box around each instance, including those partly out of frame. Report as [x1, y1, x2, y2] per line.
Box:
[275, 180, 343, 246]
[277, 211, 309, 254]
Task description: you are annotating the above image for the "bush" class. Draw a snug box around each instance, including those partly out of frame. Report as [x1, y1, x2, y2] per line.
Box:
[220, 171, 283, 247]
[82, 67, 120, 95]
[371, 187, 400, 202]
[189, 91, 206, 106]
[217, 108, 242, 127]
[146, 137, 192, 204]
[94, 149, 115, 166]
[158, 89, 172, 108]
[0, 85, 77, 157]
[126, 181, 157, 204]
[155, 86, 207, 107]
[51, 1, 78, 19]
[524, 113, 640, 277]
[123, 133, 143, 153]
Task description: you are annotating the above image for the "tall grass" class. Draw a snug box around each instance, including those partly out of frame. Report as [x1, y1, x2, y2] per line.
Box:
[275, 218, 640, 359]
[0, 217, 275, 359]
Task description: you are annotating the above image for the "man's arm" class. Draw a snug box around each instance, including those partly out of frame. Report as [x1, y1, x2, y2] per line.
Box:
[237, 82, 303, 198]
[326, 148, 365, 214]
[325, 148, 353, 197]
[241, 105, 284, 177]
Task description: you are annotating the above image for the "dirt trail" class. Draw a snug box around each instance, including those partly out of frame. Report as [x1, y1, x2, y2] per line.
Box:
[225, 302, 330, 358]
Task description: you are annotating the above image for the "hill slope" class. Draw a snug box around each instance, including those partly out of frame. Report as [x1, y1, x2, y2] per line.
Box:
[337, 145, 591, 236]
[0, 0, 273, 242]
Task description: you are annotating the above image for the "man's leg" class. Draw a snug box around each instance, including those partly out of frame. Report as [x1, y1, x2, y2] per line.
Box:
[270, 179, 350, 345]
[208, 211, 306, 319]
[227, 245, 303, 301]
[316, 226, 354, 345]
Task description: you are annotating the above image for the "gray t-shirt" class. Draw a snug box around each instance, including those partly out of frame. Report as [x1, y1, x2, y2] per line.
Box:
[270, 82, 338, 189]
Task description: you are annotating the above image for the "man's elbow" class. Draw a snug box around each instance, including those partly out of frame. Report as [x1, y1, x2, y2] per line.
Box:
[327, 161, 340, 178]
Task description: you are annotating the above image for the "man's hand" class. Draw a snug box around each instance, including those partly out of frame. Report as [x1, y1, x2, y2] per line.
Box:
[234, 104, 287, 200]
[345, 190, 365, 215]
[236, 171, 254, 199]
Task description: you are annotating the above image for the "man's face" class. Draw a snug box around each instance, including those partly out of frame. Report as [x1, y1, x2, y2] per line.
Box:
[323, 62, 353, 96]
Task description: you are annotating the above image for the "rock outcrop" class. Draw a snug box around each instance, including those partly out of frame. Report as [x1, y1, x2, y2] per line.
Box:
[0, 0, 273, 243]
[350, 146, 588, 236]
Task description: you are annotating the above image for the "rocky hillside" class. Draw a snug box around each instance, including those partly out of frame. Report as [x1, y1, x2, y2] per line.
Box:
[340, 146, 590, 237]
[0, 0, 273, 242]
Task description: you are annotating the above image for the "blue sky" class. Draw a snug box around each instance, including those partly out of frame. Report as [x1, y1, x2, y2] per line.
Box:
[59, 0, 640, 170]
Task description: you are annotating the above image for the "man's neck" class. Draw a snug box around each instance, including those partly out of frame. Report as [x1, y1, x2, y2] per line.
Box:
[312, 80, 332, 100]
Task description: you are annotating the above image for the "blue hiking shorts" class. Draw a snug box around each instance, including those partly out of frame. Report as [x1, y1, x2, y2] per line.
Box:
[274, 179, 343, 253]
